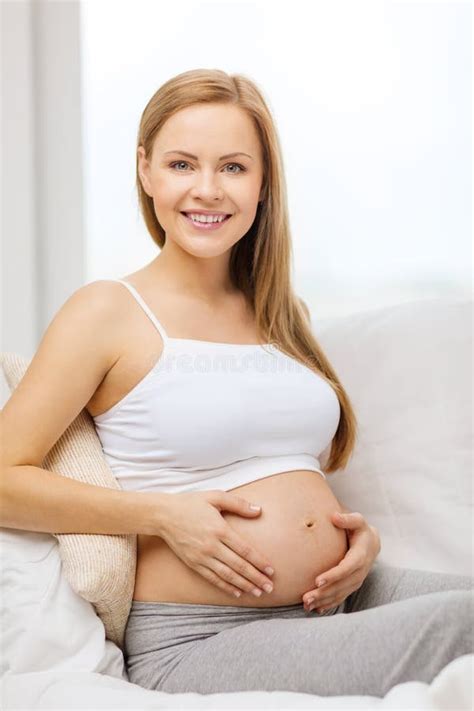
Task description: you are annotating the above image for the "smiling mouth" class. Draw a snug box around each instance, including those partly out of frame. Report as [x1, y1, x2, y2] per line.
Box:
[180, 212, 233, 230]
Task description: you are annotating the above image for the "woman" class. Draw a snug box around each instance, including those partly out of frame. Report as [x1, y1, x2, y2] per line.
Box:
[88, 69, 473, 695]
[3, 67, 470, 697]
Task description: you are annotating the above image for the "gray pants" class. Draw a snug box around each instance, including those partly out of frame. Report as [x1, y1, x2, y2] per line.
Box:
[124, 561, 473, 697]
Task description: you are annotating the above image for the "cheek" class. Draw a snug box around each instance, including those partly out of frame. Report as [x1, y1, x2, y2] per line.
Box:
[232, 179, 261, 203]
[153, 178, 179, 202]
[150, 185, 181, 225]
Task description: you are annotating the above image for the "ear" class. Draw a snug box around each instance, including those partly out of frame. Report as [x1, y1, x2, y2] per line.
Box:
[137, 146, 153, 197]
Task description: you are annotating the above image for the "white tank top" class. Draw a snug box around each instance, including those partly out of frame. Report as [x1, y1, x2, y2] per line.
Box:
[92, 280, 341, 494]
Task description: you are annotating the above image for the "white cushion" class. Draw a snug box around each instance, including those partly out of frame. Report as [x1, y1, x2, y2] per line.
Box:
[0, 528, 126, 679]
[316, 297, 472, 575]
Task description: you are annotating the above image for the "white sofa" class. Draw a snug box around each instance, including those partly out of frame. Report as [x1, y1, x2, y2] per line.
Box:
[1, 296, 472, 710]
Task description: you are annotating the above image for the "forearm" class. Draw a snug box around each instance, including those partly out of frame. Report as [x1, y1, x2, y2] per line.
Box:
[0, 464, 168, 535]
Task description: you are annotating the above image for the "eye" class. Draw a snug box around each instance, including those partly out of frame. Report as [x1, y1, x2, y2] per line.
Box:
[225, 163, 246, 174]
[169, 161, 246, 174]
[169, 161, 190, 171]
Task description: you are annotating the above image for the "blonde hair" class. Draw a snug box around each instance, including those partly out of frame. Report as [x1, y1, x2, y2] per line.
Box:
[136, 68, 358, 474]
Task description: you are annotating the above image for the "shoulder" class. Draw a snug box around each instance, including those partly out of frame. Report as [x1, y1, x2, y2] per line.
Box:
[1, 281, 127, 468]
[72, 279, 133, 317]
[61, 280, 132, 363]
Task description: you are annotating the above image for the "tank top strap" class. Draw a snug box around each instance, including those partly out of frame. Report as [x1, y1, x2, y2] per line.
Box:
[112, 279, 169, 343]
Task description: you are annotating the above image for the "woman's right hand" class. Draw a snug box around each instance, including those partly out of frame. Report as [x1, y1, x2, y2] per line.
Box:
[156, 489, 275, 598]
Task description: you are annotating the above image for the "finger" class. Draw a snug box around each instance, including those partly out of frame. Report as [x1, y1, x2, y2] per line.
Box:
[195, 564, 244, 599]
[332, 511, 366, 529]
[313, 599, 341, 612]
[222, 531, 275, 587]
[304, 583, 349, 608]
[302, 577, 337, 607]
[311, 586, 353, 611]
[211, 552, 273, 598]
[312, 588, 351, 608]
[315, 603, 342, 614]
[309, 596, 345, 613]
[315, 548, 363, 587]
[214, 543, 273, 597]
[309, 570, 365, 609]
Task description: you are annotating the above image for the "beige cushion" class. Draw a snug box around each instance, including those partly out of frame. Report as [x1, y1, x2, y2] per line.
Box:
[1, 352, 137, 650]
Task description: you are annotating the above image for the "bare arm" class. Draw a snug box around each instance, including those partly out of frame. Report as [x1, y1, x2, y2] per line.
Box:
[0, 280, 169, 537]
[0, 464, 170, 535]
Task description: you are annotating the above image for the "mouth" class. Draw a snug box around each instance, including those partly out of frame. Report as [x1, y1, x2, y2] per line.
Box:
[180, 212, 233, 231]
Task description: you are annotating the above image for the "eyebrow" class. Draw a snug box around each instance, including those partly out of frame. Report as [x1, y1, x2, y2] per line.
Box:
[163, 150, 254, 161]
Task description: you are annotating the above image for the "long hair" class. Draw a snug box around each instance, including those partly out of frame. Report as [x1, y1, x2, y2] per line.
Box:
[135, 68, 358, 474]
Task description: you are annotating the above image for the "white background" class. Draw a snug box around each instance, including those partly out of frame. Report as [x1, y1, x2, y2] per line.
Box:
[81, 0, 472, 320]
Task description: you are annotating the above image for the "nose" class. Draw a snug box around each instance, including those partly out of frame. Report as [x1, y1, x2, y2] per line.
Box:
[189, 169, 224, 201]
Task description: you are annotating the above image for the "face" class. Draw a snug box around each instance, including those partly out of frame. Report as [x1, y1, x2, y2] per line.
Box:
[137, 103, 264, 259]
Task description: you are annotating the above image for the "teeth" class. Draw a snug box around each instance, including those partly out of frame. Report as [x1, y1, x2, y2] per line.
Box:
[187, 213, 227, 223]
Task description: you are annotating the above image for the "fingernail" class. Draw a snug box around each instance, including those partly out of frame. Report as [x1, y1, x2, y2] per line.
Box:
[263, 583, 273, 593]
[317, 579, 327, 588]
[233, 590, 241, 597]
[264, 567, 274, 576]
[252, 588, 262, 597]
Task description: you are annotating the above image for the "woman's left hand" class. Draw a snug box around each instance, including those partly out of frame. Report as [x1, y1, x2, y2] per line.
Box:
[302, 511, 381, 613]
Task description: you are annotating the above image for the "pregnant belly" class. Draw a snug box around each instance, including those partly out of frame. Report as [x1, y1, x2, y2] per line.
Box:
[133, 469, 348, 607]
